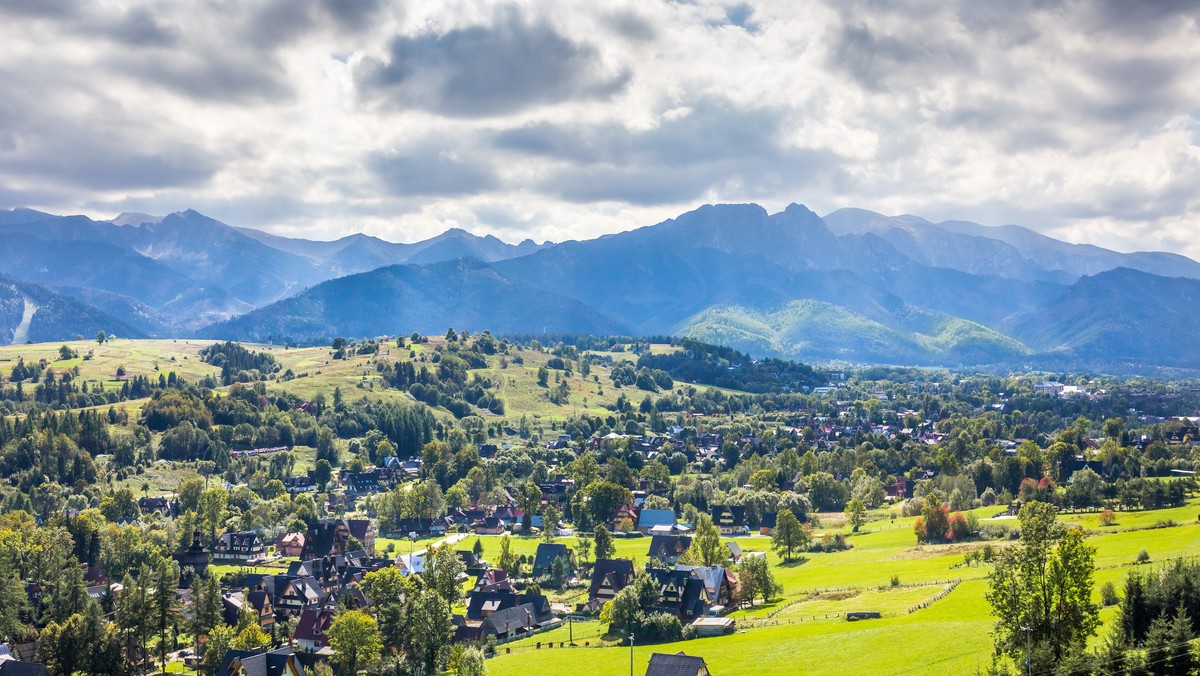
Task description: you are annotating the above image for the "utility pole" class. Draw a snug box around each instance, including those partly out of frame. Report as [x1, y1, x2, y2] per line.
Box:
[629, 633, 635, 676]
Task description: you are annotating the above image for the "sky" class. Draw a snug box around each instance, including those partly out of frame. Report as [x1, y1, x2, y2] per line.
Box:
[1, 0, 1198, 256]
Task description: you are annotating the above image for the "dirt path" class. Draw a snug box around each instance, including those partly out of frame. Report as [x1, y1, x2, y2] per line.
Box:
[10, 295, 37, 345]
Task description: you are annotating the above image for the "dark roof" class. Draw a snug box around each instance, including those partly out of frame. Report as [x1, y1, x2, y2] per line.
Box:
[466, 589, 519, 620]
[710, 505, 747, 528]
[217, 648, 306, 676]
[481, 603, 537, 636]
[759, 512, 777, 529]
[645, 652, 710, 676]
[294, 606, 335, 643]
[589, 558, 635, 599]
[532, 543, 572, 576]
[0, 662, 49, 676]
[648, 535, 692, 560]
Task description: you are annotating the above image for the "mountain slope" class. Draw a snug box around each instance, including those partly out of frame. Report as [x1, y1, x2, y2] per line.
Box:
[1005, 268, 1200, 365]
[202, 258, 629, 344]
[0, 273, 144, 345]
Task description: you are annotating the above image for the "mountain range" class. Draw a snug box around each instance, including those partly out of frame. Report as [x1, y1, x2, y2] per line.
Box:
[1, 202, 1196, 370]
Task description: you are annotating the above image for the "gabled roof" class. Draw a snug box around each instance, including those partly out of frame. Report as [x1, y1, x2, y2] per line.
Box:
[466, 589, 519, 620]
[638, 509, 676, 529]
[217, 647, 306, 676]
[648, 535, 692, 560]
[531, 543, 572, 576]
[481, 603, 537, 636]
[645, 651, 710, 676]
[0, 661, 49, 676]
[588, 558, 635, 599]
[294, 606, 335, 643]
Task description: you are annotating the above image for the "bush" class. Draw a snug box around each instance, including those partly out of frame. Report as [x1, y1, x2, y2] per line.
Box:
[890, 574, 901, 587]
[980, 487, 997, 507]
[1098, 509, 1116, 527]
[639, 612, 683, 641]
[1100, 581, 1119, 607]
[901, 498, 924, 518]
[1136, 548, 1151, 564]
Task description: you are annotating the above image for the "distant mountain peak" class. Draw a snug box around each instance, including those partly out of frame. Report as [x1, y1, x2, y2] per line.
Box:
[110, 212, 163, 227]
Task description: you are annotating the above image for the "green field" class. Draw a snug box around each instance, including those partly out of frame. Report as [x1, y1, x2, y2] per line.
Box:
[484, 502, 1200, 675]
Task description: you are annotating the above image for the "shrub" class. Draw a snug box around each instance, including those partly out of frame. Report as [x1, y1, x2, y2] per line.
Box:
[1100, 581, 1118, 607]
[1136, 548, 1151, 564]
[639, 612, 683, 641]
[980, 487, 997, 507]
[890, 574, 901, 587]
[1098, 509, 1116, 527]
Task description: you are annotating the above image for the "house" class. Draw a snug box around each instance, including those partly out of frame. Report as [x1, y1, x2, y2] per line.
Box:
[466, 589, 519, 620]
[610, 504, 639, 531]
[0, 659, 49, 676]
[138, 496, 176, 517]
[710, 505, 748, 535]
[217, 647, 306, 676]
[281, 476, 316, 493]
[587, 558, 634, 611]
[637, 509, 677, 535]
[223, 590, 275, 629]
[473, 568, 513, 593]
[473, 517, 506, 535]
[274, 576, 322, 617]
[302, 519, 376, 558]
[395, 553, 426, 577]
[275, 532, 306, 557]
[385, 518, 446, 539]
[758, 512, 776, 536]
[531, 543, 575, 578]
[479, 603, 539, 642]
[294, 606, 335, 651]
[674, 565, 737, 608]
[647, 568, 709, 621]
[457, 550, 487, 575]
[645, 652, 711, 676]
[648, 535, 692, 565]
[212, 531, 266, 563]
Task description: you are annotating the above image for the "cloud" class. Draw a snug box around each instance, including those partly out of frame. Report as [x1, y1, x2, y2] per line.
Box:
[0, 0, 1198, 260]
[355, 6, 631, 117]
[367, 143, 500, 198]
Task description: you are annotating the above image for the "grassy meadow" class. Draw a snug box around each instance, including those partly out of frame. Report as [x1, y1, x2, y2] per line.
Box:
[483, 502, 1200, 676]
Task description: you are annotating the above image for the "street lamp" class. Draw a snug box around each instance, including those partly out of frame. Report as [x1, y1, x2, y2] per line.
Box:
[1021, 625, 1032, 676]
[629, 633, 635, 676]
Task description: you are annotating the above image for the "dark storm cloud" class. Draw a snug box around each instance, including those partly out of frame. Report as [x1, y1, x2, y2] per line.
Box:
[355, 7, 631, 117]
[109, 48, 294, 103]
[497, 98, 840, 204]
[367, 144, 500, 198]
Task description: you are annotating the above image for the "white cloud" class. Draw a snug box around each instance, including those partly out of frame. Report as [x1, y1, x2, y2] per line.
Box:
[0, 0, 1198, 257]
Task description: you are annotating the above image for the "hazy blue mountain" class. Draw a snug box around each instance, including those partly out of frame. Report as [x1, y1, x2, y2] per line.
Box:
[823, 208, 1200, 282]
[7, 200, 1200, 368]
[0, 273, 144, 345]
[202, 258, 628, 344]
[1004, 268, 1200, 366]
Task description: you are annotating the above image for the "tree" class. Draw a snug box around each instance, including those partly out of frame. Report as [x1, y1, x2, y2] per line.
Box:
[97, 331, 107, 344]
[583, 481, 633, 526]
[845, 498, 866, 532]
[593, 524, 615, 561]
[406, 588, 454, 673]
[424, 545, 466, 610]
[361, 567, 415, 651]
[497, 534, 518, 576]
[152, 559, 181, 672]
[772, 509, 809, 562]
[736, 555, 781, 608]
[575, 532, 593, 567]
[329, 609, 383, 674]
[314, 458, 333, 491]
[202, 623, 235, 672]
[448, 643, 487, 676]
[472, 538, 485, 560]
[0, 555, 28, 643]
[544, 504, 561, 542]
[986, 501, 1100, 673]
[692, 514, 724, 566]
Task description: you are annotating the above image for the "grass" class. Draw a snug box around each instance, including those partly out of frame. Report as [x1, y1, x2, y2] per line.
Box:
[486, 500, 1200, 675]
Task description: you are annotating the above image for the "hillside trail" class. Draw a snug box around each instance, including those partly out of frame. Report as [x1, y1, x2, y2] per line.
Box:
[10, 295, 37, 345]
